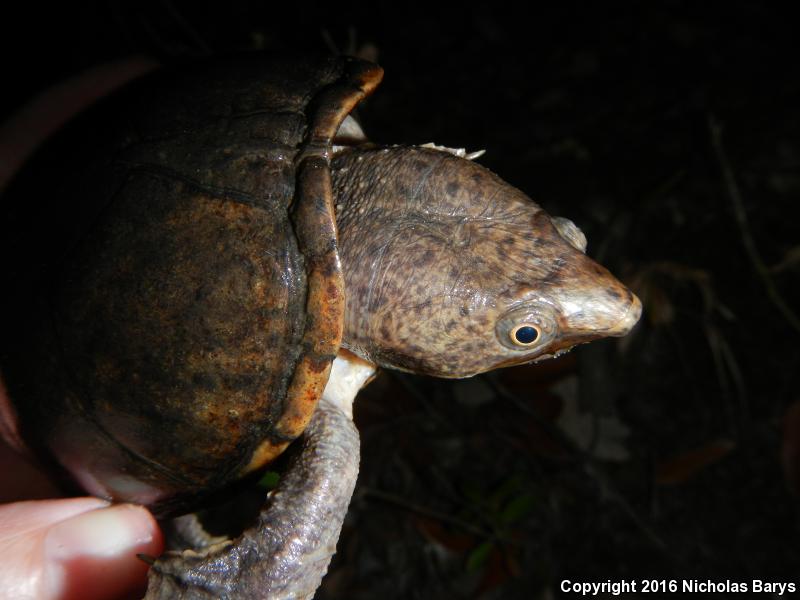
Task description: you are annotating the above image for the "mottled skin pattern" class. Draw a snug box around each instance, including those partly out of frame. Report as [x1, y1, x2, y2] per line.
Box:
[0, 54, 641, 599]
[332, 146, 641, 377]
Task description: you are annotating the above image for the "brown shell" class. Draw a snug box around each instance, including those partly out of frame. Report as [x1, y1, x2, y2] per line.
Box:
[0, 55, 382, 514]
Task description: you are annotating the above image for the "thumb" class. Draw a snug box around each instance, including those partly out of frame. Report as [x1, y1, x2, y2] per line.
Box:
[0, 497, 163, 600]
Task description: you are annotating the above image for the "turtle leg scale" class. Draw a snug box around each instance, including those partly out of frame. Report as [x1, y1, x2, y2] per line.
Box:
[143, 395, 359, 600]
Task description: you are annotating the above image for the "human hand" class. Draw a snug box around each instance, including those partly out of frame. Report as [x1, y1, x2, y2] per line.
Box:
[0, 495, 163, 600]
[0, 381, 163, 600]
[0, 54, 164, 599]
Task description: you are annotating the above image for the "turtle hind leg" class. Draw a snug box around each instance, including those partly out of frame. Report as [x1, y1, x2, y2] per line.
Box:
[144, 396, 360, 600]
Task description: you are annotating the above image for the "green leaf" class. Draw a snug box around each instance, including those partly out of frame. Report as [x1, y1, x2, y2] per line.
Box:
[258, 470, 281, 490]
[488, 475, 524, 508]
[466, 540, 494, 572]
[500, 493, 536, 524]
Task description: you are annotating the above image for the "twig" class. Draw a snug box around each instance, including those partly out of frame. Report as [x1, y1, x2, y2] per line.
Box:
[484, 376, 670, 553]
[361, 486, 513, 543]
[708, 115, 800, 335]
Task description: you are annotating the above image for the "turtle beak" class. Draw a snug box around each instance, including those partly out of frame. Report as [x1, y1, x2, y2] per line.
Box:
[548, 250, 642, 344]
[605, 292, 642, 337]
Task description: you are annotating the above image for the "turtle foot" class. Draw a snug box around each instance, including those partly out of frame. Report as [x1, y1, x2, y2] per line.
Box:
[143, 397, 359, 600]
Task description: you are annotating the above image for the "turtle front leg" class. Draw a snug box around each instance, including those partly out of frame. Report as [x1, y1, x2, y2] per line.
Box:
[144, 353, 376, 600]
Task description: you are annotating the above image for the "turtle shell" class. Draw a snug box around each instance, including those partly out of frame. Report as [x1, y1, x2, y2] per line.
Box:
[0, 55, 382, 514]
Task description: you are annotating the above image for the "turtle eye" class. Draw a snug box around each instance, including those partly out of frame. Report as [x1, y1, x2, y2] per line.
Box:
[496, 305, 556, 352]
[511, 324, 540, 346]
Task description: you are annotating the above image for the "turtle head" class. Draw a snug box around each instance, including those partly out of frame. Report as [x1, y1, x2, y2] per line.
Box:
[331, 146, 641, 378]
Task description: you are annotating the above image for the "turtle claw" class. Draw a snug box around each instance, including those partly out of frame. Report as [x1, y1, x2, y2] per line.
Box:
[143, 397, 360, 600]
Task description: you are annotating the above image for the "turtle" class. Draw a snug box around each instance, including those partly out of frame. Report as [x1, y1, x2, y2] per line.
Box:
[0, 54, 641, 597]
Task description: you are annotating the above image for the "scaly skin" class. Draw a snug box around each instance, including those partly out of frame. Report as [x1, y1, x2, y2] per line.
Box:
[332, 146, 641, 377]
[145, 396, 358, 600]
[140, 145, 642, 600]
[0, 55, 641, 599]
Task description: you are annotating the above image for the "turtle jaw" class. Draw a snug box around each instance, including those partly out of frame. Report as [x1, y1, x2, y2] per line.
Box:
[551, 291, 641, 356]
[554, 286, 642, 341]
[603, 292, 642, 337]
[486, 259, 643, 372]
[537, 244, 642, 341]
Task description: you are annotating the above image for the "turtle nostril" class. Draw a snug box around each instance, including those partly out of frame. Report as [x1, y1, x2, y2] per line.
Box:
[607, 293, 642, 337]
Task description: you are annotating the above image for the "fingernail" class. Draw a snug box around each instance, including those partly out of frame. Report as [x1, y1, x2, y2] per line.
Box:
[44, 504, 162, 600]
[46, 503, 155, 560]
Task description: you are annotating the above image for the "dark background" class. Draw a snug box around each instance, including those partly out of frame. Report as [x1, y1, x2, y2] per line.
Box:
[2, 2, 799, 598]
